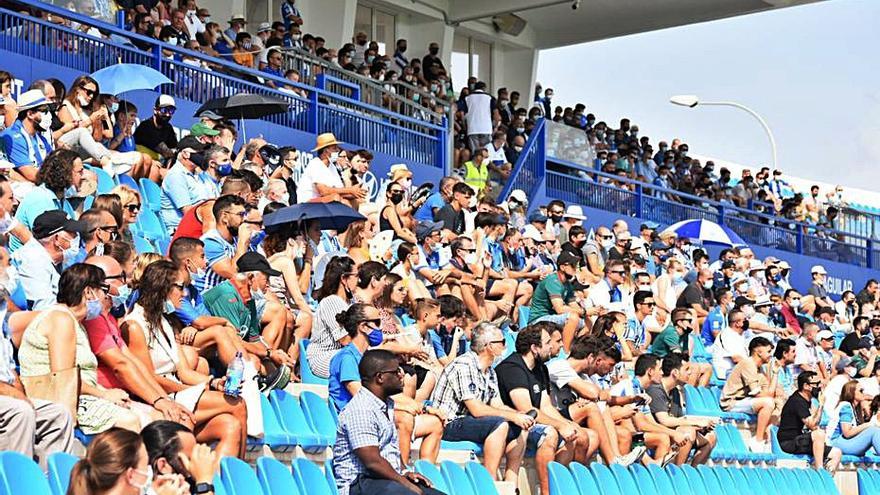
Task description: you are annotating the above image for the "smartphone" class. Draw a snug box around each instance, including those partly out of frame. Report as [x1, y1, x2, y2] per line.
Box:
[633, 396, 646, 405]
[526, 410, 538, 419]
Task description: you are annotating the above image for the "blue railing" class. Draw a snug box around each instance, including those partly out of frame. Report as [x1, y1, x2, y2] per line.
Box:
[0, 2, 447, 169]
[543, 162, 878, 268]
[499, 118, 546, 201]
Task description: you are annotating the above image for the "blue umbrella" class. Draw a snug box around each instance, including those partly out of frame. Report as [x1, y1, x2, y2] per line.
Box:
[90, 64, 172, 96]
[662, 219, 746, 246]
[264, 201, 365, 232]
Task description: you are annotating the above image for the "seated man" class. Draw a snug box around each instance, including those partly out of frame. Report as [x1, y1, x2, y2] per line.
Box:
[650, 308, 712, 386]
[160, 137, 211, 230]
[496, 323, 593, 495]
[719, 336, 779, 452]
[430, 323, 529, 485]
[333, 349, 445, 495]
[777, 371, 842, 471]
[202, 251, 294, 390]
[134, 95, 179, 161]
[1, 89, 53, 182]
[546, 335, 645, 466]
[528, 251, 591, 352]
[712, 308, 751, 380]
[646, 353, 718, 466]
[14, 209, 87, 310]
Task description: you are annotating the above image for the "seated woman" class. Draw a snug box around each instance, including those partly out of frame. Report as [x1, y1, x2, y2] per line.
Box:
[390, 241, 431, 303]
[375, 272, 407, 336]
[341, 219, 372, 266]
[110, 185, 142, 247]
[55, 75, 141, 177]
[828, 380, 880, 456]
[18, 264, 152, 434]
[306, 255, 357, 379]
[379, 183, 416, 243]
[122, 260, 248, 459]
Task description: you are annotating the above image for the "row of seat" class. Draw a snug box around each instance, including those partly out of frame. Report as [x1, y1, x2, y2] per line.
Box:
[683, 384, 756, 423]
[768, 425, 880, 466]
[858, 468, 880, 495]
[546, 460, 839, 495]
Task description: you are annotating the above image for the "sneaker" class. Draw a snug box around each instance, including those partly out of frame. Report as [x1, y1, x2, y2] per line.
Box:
[748, 437, 768, 453]
[614, 446, 646, 466]
[259, 365, 291, 392]
[103, 162, 132, 177]
[661, 446, 679, 467]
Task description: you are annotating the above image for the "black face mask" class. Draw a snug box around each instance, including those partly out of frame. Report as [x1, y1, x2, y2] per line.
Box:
[811, 386, 820, 399]
[741, 320, 750, 332]
[429, 47, 439, 55]
[389, 192, 404, 204]
[550, 214, 563, 222]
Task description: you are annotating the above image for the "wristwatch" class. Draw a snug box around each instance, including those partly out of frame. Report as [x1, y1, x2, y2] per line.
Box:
[192, 482, 214, 494]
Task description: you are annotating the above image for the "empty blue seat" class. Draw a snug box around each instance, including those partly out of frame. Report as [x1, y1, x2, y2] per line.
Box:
[0, 451, 51, 495]
[727, 467, 763, 495]
[220, 456, 264, 495]
[723, 424, 776, 463]
[300, 338, 329, 386]
[713, 466, 743, 495]
[440, 440, 484, 455]
[132, 233, 157, 254]
[698, 386, 751, 422]
[681, 465, 710, 494]
[464, 462, 498, 495]
[742, 467, 771, 495]
[292, 458, 333, 495]
[647, 464, 676, 495]
[324, 459, 339, 495]
[269, 389, 330, 451]
[256, 457, 300, 495]
[789, 468, 817, 495]
[136, 207, 168, 242]
[414, 460, 451, 494]
[816, 469, 840, 495]
[139, 177, 162, 212]
[806, 469, 833, 495]
[48, 452, 79, 495]
[665, 465, 694, 495]
[301, 390, 338, 441]
[683, 384, 710, 415]
[255, 393, 298, 450]
[86, 164, 116, 194]
[440, 460, 477, 495]
[547, 462, 579, 495]
[569, 462, 599, 495]
[116, 173, 139, 191]
[696, 465, 725, 494]
[589, 464, 622, 495]
[610, 464, 639, 493]
[630, 464, 658, 495]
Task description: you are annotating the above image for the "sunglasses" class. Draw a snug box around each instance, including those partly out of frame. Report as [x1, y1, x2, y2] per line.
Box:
[171, 283, 185, 291]
[361, 318, 381, 327]
[639, 302, 656, 307]
[80, 87, 96, 97]
[124, 203, 141, 213]
[158, 107, 176, 115]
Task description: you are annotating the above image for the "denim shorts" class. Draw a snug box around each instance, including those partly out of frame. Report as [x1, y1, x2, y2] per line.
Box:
[443, 415, 520, 444]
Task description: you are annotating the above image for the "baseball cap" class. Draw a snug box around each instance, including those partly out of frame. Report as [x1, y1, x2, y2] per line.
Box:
[857, 337, 874, 350]
[640, 221, 660, 231]
[177, 135, 207, 152]
[811, 265, 827, 275]
[528, 212, 548, 224]
[556, 251, 581, 268]
[521, 225, 543, 242]
[734, 296, 755, 308]
[650, 241, 669, 252]
[415, 220, 444, 242]
[835, 356, 853, 372]
[33, 210, 88, 239]
[817, 330, 834, 341]
[190, 122, 219, 137]
[236, 252, 281, 276]
[198, 110, 223, 121]
[155, 94, 176, 108]
[721, 260, 735, 270]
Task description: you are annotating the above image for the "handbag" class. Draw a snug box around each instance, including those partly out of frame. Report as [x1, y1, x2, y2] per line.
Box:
[20, 366, 81, 426]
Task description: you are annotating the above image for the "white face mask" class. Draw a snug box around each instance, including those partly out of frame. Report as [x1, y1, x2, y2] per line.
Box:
[464, 252, 477, 265]
[330, 151, 339, 164]
[279, 192, 290, 205]
[130, 466, 153, 495]
[38, 111, 52, 131]
[77, 95, 90, 107]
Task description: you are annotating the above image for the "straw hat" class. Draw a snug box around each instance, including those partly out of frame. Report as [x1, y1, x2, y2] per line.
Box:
[312, 132, 342, 152]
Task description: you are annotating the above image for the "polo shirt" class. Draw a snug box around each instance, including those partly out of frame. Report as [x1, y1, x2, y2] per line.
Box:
[83, 312, 127, 390]
[1, 120, 51, 169]
[161, 162, 206, 229]
[10, 184, 69, 253]
[202, 280, 261, 342]
[174, 283, 210, 326]
[328, 343, 363, 411]
[496, 353, 549, 410]
[13, 238, 60, 310]
[650, 325, 688, 358]
[647, 382, 684, 419]
[701, 307, 726, 346]
[529, 273, 573, 324]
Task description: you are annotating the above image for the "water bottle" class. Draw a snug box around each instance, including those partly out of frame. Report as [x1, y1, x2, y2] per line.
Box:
[224, 352, 244, 397]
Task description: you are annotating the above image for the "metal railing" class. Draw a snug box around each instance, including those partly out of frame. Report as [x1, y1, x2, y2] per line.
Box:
[0, 2, 448, 169]
[499, 118, 546, 201]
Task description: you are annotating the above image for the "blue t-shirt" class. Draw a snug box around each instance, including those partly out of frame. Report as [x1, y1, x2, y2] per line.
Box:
[175, 284, 210, 326]
[701, 307, 726, 346]
[199, 229, 236, 294]
[263, 66, 283, 78]
[280, 1, 302, 30]
[415, 192, 445, 221]
[830, 402, 855, 442]
[328, 343, 363, 411]
[1, 120, 52, 169]
[112, 125, 136, 152]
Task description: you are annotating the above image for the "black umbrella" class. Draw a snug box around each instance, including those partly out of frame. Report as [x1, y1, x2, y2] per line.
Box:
[263, 201, 366, 232]
[194, 93, 289, 140]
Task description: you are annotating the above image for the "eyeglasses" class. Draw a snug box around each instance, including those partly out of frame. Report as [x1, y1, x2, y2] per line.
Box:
[227, 210, 247, 219]
[97, 225, 119, 234]
[124, 203, 141, 213]
[489, 339, 506, 345]
[80, 87, 96, 97]
[610, 270, 626, 275]
[639, 302, 656, 307]
[344, 272, 358, 278]
[373, 367, 403, 378]
[105, 273, 127, 283]
[360, 318, 381, 327]
[171, 283, 185, 291]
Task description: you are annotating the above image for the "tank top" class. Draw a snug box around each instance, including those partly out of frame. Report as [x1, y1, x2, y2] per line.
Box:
[170, 199, 211, 245]
[380, 206, 396, 236]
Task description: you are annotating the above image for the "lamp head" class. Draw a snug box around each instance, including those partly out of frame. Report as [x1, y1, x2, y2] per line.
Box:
[670, 95, 699, 108]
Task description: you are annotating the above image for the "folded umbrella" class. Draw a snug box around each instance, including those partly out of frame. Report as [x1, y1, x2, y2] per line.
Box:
[90, 64, 172, 96]
[263, 201, 365, 232]
[662, 219, 746, 246]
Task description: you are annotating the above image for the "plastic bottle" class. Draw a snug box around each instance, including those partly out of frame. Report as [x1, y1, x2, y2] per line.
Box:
[225, 352, 244, 397]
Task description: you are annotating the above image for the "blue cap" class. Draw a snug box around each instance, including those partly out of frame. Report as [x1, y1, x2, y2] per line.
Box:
[640, 221, 660, 231]
[650, 241, 670, 251]
[528, 212, 548, 223]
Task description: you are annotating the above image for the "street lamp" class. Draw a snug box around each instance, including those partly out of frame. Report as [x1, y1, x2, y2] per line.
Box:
[669, 94, 777, 170]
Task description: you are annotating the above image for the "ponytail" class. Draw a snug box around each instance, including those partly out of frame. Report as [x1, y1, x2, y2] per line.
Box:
[66, 459, 92, 495]
[66, 428, 143, 495]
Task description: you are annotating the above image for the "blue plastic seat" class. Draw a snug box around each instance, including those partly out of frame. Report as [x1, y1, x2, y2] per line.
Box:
[769, 425, 812, 462]
[292, 458, 333, 495]
[48, 452, 79, 495]
[758, 467, 789, 495]
[727, 467, 762, 495]
[74, 428, 95, 446]
[683, 384, 709, 415]
[301, 390, 339, 441]
[790, 467, 818, 495]
[589, 464, 622, 495]
[324, 459, 339, 495]
[665, 465, 695, 495]
[214, 473, 228, 495]
[139, 177, 162, 212]
[258, 393, 296, 451]
[116, 173, 139, 191]
[681, 465, 710, 494]
[647, 464, 676, 495]
[569, 462, 599, 495]
[630, 464, 658, 495]
[698, 386, 751, 422]
[547, 462, 579, 495]
[724, 424, 777, 463]
[609, 464, 639, 493]
[256, 457, 300, 495]
[220, 456, 263, 495]
[696, 465, 725, 494]
[136, 207, 169, 242]
[742, 467, 771, 495]
[817, 469, 840, 495]
[300, 338, 329, 386]
[806, 469, 833, 495]
[132, 233, 157, 254]
[414, 460, 451, 494]
[440, 460, 477, 495]
[269, 389, 330, 451]
[87, 164, 116, 194]
[713, 466, 743, 495]
[464, 462, 498, 495]
[440, 440, 484, 455]
[0, 451, 51, 495]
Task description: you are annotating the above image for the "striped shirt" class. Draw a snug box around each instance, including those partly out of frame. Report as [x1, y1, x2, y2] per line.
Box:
[198, 229, 236, 294]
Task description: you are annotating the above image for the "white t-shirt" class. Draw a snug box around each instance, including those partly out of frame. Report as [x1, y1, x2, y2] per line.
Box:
[296, 157, 343, 203]
[464, 91, 494, 136]
[547, 358, 580, 389]
[487, 143, 506, 164]
[794, 336, 819, 373]
[712, 328, 747, 379]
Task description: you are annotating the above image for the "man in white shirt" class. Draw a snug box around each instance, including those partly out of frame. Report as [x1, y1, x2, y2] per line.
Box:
[794, 322, 821, 378]
[463, 81, 499, 153]
[711, 308, 749, 379]
[296, 133, 366, 204]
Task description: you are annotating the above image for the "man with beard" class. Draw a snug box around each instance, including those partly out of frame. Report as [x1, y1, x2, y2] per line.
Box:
[134, 95, 179, 161]
[497, 323, 592, 495]
[334, 350, 445, 495]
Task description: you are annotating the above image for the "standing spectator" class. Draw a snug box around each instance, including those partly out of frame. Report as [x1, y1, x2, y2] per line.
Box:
[421, 42, 445, 82]
[720, 336, 779, 452]
[281, 0, 304, 30]
[393, 39, 409, 72]
[462, 148, 489, 197]
[430, 323, 530, 485]
[777, 371, 842, 471]
[333, 349, 445, 495]
[462, 82, 499, 153]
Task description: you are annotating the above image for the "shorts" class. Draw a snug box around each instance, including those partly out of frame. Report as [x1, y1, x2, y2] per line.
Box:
[443, 415, 520, 444]
[780, 432, 833, 459]
[533, 313, 584, 330]
[400, 364, 430, 389]
[727, 398, 757, 414]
